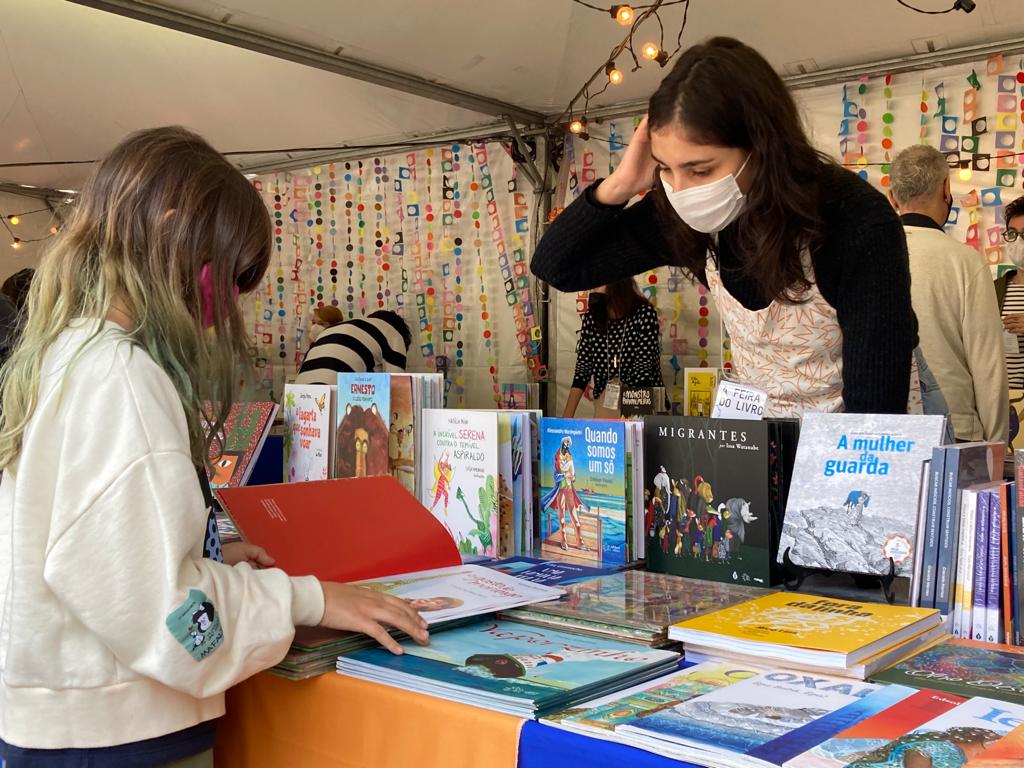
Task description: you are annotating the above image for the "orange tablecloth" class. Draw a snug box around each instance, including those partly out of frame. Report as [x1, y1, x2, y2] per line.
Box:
[215, 671, 523, 768]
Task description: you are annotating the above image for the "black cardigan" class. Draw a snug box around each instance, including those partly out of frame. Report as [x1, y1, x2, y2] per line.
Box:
[531, 164, 917, 414]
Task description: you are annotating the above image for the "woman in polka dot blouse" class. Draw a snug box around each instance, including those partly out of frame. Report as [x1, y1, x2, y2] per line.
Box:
[564, 277, 663, 417]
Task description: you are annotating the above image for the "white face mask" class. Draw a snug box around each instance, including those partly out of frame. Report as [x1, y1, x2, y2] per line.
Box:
[1006, 239, 1024, 268]
[661, 155, 750, 234]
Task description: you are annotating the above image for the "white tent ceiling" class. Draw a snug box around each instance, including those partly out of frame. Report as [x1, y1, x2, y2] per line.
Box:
[2, 0, 1024, 192]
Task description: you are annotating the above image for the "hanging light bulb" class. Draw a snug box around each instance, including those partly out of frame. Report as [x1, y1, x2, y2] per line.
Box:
[605, 62, 624, 85]
[641, 42, 660, 60]
[10, 238, 21, 250]
[568, 117, 587, 135]
[610, 5, 634, 25]
[50, 225, 60, 235]
[7, 215, 19, 226]
[958, 168, 973, 182]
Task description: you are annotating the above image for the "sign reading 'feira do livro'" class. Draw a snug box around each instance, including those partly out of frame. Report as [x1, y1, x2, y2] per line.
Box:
[712, 381, 767, 421]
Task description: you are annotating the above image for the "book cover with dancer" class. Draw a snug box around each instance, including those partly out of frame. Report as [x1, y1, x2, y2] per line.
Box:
[642, 416, 773, 586]
[335, 373, 391, 479]
[778, 413, 946, 577]
[283, 383, 333, 482]
[419, 409, 500, 557]
[539, 418, 627, 566]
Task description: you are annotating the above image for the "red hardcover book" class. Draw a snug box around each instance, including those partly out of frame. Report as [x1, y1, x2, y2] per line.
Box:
[216, 476, 460, 582]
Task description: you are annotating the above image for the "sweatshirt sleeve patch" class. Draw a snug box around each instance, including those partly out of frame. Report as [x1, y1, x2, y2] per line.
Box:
[165, 589, 224, 661]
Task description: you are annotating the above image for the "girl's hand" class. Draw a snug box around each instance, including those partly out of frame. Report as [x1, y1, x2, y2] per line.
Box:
[594, 115, 658, 206]
[319, 582, 429, 654]
[222, 542, 275, 568]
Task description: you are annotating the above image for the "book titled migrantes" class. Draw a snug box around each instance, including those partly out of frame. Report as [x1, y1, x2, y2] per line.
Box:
[778, 413, 946, 578]
[336, 618, 680, 718]
[643, 417, 774, 587]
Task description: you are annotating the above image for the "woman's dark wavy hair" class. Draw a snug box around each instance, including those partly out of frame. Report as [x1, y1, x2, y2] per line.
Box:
[648, 37, 831, 304]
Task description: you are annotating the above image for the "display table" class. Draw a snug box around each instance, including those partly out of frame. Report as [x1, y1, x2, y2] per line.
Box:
[216, 671, 698, 768]
[214, 671, 522, 768]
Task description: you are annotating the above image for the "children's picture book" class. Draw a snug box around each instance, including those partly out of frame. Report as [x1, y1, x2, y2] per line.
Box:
[335, 373, 390, 479]
[683, 368, 718, 418]
[840, 696, 1024, 768]
[504, 571, 767, 636]
[500, 383, 529, 410]
[643, 416, 774, 587]
[283, 383, 333, 482]
[539, 418, 627, 566]
[543, 661, 761, 736]
[419, 409, 500, 557]
[204, 401, 278, 489]
[669, 592, 943, 669]
[778, 413, 946, 577]
[783, 688, 965, 768]
[870, 639, 1024, 707]
[349, 565, 562, 624]
[337, 618, 680, 718]
[388, 374, 416, 495]
[487, 557, 618, 586]
[619, 669, 878, 761]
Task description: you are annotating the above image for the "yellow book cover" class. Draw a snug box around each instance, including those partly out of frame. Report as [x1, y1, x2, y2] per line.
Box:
[683, 369, 717, 418]
[670, 592, 941, 656]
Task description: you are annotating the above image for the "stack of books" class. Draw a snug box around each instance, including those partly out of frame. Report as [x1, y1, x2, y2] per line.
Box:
[336, 617, 681, 718]
[500, 571, 766, 647]
[670, 592, 947, 679]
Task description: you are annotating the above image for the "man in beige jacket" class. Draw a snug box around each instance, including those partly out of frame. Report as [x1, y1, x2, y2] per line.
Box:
[889, 145, 1008, 443]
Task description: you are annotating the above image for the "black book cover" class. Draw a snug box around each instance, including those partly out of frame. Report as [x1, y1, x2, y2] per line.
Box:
[644, 416, 774, 587]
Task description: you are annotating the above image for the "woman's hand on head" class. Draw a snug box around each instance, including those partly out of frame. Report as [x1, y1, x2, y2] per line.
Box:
[595, 115, 659, 206]
[319, 582, 430, 654]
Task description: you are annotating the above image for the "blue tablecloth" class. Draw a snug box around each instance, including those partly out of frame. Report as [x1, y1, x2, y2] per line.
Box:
[518, 721, 698, 768]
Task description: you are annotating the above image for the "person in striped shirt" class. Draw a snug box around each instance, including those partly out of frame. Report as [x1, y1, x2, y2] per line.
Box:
[295, 309, 412, 384]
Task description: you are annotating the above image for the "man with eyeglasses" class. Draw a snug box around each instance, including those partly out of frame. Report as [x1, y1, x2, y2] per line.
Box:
[998, 196, 1024, 389]
[889, 145, 1007, 444]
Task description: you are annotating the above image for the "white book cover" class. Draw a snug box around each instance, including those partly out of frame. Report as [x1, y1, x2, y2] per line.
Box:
[620, 670, 877, 757]
[419, 409, 500, 557]
[909, 459, 930, 607]
[953, 489, 977, 638]
[350, 564, 561, 623]
[848, 696, 1024, 765]
[282, 383, 333, 482]
[778, 413, 946, 577]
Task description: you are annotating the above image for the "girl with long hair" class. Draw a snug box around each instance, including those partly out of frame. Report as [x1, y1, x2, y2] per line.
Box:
[564, 277, 663, 417]
[534, 37, 917, 416]
[0, 127, 427, 765]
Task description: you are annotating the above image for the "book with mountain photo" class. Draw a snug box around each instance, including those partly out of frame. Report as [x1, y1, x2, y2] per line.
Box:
[778, 413, 946, 577]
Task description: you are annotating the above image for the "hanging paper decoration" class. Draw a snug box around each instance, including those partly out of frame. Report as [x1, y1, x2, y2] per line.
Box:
[880, 74, 894, 187]
[920, 81, 929, 141]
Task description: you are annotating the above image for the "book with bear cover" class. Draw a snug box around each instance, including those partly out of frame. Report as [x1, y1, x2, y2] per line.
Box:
[643, 416, 788, 587]
[335, 373, 391, 479]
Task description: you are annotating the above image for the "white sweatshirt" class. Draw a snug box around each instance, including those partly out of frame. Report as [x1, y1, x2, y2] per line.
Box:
[0, 321, 325, 749]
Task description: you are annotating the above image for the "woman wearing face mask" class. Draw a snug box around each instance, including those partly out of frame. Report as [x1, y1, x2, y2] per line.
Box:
[998, 196, 1024, 388]
[563, 277, 663, 417]
[533, 37, 917, 417]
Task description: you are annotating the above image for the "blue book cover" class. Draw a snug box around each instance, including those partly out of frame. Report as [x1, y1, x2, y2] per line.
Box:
[621, 670, 877, 754]
[538, 418, 627, 566]
[747, 683, 916, 765]
[920, 446, 947, 608]
[340, 618, 678, 712]
[487, 557, 618, 586]
[972, 490, 991, 641]
[935, 443, 1002, 614]
[335, 372, 391, 479]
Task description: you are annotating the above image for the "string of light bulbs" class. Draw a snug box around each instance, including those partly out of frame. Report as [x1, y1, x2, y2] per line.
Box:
[562, 0, 691, 138]
[0, 203, 66, 250]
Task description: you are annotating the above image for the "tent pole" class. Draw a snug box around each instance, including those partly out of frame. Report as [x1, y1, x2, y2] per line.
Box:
[527, 129, 557, 416]
[504, 117, 543, 193]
